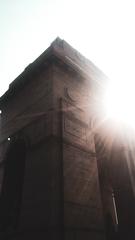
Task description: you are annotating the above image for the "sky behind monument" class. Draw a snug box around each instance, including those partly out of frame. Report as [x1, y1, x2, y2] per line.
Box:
[0, 0, 135, 99]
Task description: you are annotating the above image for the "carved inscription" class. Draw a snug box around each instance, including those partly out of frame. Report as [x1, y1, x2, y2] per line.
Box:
[61, 98, 85, 123]
[64, 87, 91, 104]
[64, 117, 86, 141]
[61, 98, 95, 152]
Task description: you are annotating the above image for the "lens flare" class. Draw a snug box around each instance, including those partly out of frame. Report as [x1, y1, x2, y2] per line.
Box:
[104, 79, 135, 129]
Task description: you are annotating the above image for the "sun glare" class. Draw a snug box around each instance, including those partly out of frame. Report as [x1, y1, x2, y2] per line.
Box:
[104, 79, 135, 130]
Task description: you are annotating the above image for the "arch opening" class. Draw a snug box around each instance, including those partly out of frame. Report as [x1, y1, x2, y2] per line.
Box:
[0, 139, 26, 231]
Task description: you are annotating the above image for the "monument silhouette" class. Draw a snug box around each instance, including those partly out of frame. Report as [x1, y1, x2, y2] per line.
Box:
[0, 38, 135, 239]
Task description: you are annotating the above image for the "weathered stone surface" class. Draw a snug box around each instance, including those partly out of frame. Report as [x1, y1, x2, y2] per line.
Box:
[63, 144, 103, 230]
[0, 38, 107, 240]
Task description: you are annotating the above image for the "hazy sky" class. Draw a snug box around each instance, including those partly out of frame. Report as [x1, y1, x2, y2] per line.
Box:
[0, 0, 135, 98]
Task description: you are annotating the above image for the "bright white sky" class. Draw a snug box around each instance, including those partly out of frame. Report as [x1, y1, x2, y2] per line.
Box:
[0, 0, 135, 127]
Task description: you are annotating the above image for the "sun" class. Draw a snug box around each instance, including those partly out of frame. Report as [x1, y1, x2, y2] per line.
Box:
[104, 79, 135, 130]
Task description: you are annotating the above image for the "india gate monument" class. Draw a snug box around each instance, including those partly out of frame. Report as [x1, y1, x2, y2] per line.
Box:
[0, 38, 135, 240]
